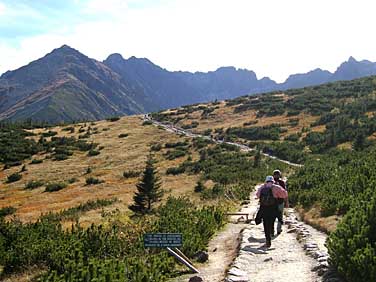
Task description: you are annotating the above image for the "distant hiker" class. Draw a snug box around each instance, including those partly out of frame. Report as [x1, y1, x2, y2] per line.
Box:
[273, 169, 288, 234]
[256, 176, 288, 248]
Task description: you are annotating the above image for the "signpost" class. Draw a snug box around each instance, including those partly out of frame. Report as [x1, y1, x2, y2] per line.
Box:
[144, 233, 199, 274]
[144, 233, 182, 248]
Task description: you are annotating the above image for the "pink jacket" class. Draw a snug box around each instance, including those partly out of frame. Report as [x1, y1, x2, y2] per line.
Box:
[256, 183, 288, 199]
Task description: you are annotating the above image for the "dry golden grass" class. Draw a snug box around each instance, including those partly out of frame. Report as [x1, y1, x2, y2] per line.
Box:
[166, 100, 319, 140]
[337, 142, 352, 150]
[0, 116, 200, 224]
[296, 206, 340, 234]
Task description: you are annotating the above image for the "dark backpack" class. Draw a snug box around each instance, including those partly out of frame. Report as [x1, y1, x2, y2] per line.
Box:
[260, 186, 276, 206]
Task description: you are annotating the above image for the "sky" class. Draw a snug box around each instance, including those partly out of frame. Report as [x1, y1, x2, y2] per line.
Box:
[0, 0, 376, 82]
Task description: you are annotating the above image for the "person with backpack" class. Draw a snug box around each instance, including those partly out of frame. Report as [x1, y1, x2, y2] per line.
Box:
[256, 175, 288, 248]
[273, 169, 288, 235]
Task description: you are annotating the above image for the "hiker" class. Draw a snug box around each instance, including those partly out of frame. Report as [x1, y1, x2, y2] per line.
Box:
[256, 176, 288, 247]
[273, 169, 288, 234]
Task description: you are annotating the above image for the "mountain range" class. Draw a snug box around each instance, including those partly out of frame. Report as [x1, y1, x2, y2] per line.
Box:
[1, 45, 376, 123]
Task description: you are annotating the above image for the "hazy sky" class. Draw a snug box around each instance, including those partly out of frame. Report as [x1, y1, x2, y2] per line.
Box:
[1, 0, 375, 82]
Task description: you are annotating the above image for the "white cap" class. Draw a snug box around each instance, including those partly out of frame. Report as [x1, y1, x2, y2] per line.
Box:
[265, 175, 274, 182]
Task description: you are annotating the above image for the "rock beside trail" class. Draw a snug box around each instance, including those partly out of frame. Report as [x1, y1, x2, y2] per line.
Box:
[189, 276, 203, 282]
[193, 251, 209, 263]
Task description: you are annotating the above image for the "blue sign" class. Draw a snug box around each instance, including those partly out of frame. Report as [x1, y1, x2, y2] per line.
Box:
[144, 233, 182, 248]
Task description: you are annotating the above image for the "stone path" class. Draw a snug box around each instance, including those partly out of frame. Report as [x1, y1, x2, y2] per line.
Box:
[225, 194, 321, 282]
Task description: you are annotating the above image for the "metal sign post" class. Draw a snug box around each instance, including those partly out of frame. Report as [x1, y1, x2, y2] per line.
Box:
[143, 233, 199, 274]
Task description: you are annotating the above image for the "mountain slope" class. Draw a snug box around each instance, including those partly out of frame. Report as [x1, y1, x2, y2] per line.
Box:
[0, 45, 155, 123]
[103, 54, 278, 108]
[282, 68, 332, 89]
[332, 56, 376, 81]
[2, 44, 376, 123]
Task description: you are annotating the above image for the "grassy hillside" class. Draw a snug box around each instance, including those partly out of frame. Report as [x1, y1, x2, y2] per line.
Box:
[0, 113, 291, 282]
[153, 76, 376, 163]
[150, 76, 376, 281]
[3, 75, 376, 281]
[0, 116, 205, 224]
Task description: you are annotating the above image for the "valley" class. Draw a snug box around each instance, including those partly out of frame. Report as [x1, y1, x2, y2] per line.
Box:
[1, 74, 376, 282]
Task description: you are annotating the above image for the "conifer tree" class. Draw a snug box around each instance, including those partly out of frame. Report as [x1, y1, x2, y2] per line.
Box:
[129, 154, 163, 214]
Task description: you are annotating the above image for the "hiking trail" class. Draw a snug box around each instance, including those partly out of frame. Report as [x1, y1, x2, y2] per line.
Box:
[171, 187, 338, 282]
[143, 114, 303, 168]
[148, 115, 340, 282]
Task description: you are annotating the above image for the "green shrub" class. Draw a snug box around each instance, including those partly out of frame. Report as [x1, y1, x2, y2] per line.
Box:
[25, 180, 44, 189]
[3, 161, 22, 169]
[151, 144, 162, 151]
[327, 193, 376, 282]
[78, 132, 90, 139]
[45, 182, 67, 192]
[62, 126, 75, 133]
[142, 120, 153, 126]
[0, 206, 16, 217]
[166, 166, 185, 175]
[165, 141, 189, 148]
[165, 149, 187, 160]
[87, 149, 100, 156]
[194, 181, 206, 192]
[41, 131, 57, 137]
[118, 133, 129, 138]
[107, 116, 120, 122]
[123, 170, 140, 178]
[30, 159, 43, 164]
[6, 173, 22, 183]
[284, 133, 300, 142]
[85, 177, 104, 185]
[53, 154, 69, 161]
[67, 178, 78, 184]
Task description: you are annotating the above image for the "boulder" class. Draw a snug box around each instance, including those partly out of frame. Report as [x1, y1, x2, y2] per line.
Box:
[193, 251, 209, 263]
[189, 276, 203, 282]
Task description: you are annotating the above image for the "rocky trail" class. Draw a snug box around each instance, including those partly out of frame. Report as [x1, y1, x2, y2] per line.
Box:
[147, 115, 341, 282]
[171, 190, 340, 282]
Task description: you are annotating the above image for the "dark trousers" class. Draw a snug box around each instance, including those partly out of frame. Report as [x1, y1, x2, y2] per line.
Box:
[260, 206, 277, 242]
[263, 216, 275, 242]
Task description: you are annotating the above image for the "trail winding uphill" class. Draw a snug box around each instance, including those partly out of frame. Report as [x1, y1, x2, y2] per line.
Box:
[147, 114, 342, 282]
[143, 114, 303, 167]
[169, 187, 336, 282]
[224, 190, 330, 282]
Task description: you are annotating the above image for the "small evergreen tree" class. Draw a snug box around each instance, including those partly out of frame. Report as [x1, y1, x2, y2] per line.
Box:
[129, 155, 163, 214]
